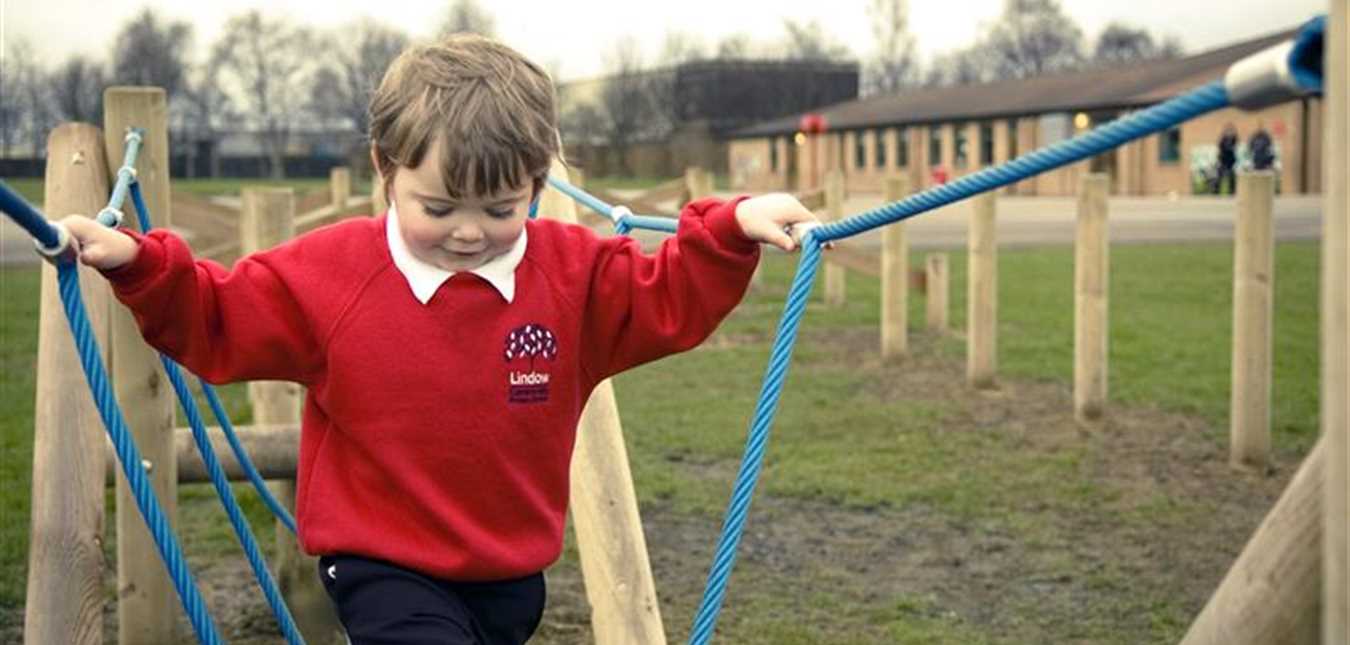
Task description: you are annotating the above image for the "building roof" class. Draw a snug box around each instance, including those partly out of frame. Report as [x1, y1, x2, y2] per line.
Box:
[732, 27, 1300, 138]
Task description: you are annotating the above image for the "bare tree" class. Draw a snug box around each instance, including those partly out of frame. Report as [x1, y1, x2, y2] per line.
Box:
[1093, 23, 1183, 67]
[51, 56, 107, 124]
[924, 47, 992, 86]
[659, 32, 707, 66]
[979, 0, 1085, 79]
[178, 58, 236, 177]
[110, 8, 192, 100]
[863, 0, 920, 96]
[308, 19, 409, 168]
[437, 0, 496, 38]
[0, 40, 33, 156]
[213, 10, 313, 179]
[599, 37, 653, 176]
[8, 42, 55, 158]
[780, 19, 853, 61]
[715, 33, 754, 59]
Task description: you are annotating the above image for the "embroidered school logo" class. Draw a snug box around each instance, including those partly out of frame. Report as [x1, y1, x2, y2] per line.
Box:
[503, 323, 558, 403]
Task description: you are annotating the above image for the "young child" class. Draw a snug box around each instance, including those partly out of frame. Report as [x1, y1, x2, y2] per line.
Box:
[61, 34, 820, 645]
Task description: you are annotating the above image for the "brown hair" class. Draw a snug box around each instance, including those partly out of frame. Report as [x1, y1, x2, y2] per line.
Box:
[369, 34, 559, 200]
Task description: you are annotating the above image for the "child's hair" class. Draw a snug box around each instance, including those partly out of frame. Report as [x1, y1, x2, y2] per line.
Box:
[368, 33, 559, 201]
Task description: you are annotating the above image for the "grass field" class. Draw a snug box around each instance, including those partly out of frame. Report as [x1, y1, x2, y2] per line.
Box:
[0, 238, 1322, 643]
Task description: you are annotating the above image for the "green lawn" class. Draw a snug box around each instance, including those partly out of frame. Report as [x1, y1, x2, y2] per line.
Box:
[0, 239, 1323, 642]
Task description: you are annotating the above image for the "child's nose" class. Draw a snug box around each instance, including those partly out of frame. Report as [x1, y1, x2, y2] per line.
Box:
[451, 222, 483, 242]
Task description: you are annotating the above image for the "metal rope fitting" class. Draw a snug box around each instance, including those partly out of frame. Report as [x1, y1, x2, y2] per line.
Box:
[1225, 16, 1324, 110]
[786, 221, 821, 247]
[96, 206, 123, 227]
[33, 220, 78, 265]
[124, 128, 143, 145]
[119, 165, 138, 181]
[608, 204, 633, 225]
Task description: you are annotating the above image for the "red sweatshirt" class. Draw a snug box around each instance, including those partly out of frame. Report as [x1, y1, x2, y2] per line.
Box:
[105, 197, 759, 581]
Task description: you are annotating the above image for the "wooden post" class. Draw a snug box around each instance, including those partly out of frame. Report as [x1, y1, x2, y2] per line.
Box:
[881, 176, 909, 357]
[967, 193, 997, 388]
[329, 166, 351, 209]
[1231, 172, 1275, 470]
[685, 166, 713, 201]
[823, 170, 846, 307]
[926, 254, 949, 332]
[104, 86, 179, 644]
[1075, 174, 1110, 423]
[541, 158, 667, 644]
[1180, 437, 1324, 645]
[1323, 3, 1348, 641]
[24, 123, 113, 645]
[240, 187, 346, 644]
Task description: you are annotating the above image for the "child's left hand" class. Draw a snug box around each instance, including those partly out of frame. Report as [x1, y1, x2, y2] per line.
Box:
[734, 193, 826, 253]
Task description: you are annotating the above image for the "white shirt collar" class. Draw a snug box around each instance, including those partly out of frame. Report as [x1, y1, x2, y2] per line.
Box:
[385, 201, 527, 305]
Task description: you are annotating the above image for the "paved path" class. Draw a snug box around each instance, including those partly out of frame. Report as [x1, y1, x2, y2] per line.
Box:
[3, 193, 1323, 266]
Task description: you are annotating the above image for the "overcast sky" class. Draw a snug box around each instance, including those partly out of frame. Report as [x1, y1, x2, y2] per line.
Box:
[0, 0, 1328, 81]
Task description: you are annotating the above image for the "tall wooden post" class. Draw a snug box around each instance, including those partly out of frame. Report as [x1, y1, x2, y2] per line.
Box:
[24, 123, 113, 645]
[1181, 437, 1324, 645]
[685, 166, 713, 201]
[1231, 172, 1275, 470]
[241, 187, 345, 644]
[881, 176, 910, 357]
[329, 166, 351, 209]
[1323, 2, 1348, 640]
[926, 254, 949, 332]
[541, 159, 667, 644]
[105, 86, 179, 644]
[967, 193, 997, 388]
[823, 170, 846, 307]
[1074, 174, 1110, 423]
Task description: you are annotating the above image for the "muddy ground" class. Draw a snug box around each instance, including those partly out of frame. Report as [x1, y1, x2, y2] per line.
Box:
[86, 329, 1298, 645]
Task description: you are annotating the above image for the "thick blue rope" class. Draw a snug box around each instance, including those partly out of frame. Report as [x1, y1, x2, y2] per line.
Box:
[544, 176, 679, 233]
[54, 262, 224, 645]
[129, 181, 305, 644]
[128, 183, 298, 535]
[686, 80, 1232, 644]
[98, 128, 145, 226]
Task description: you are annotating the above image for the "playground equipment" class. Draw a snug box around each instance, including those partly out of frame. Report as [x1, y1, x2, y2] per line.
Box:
[1, 11, 1342, 645]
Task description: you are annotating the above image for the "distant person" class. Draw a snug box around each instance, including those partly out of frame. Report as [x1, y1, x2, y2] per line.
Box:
[1248, 122, 1276, 171]
[1214, 123, 1238, 194]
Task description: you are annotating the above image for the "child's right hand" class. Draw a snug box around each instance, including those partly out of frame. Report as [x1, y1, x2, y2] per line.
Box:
[60, 215, 139, 270]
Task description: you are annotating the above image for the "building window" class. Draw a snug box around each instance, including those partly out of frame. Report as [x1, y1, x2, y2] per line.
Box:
[928, 125, 942, 166]
[769, 138, 779, 172]
[980, 122, 995, 165]
[897, 127, 909, 167]
[1159, 127, 1181, 164]
[875, 130, 887, 168]
[954, 123, 969, 168]
[854, 132, 867, 169]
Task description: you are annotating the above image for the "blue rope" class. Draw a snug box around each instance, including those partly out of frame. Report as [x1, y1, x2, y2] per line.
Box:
[129, 181, 306, 644]
[544, 176, 679, 233]
[99, 128, 146, 226]
[0, 180, 60, 248]
[686, 80, 1233, 645]
[128, 182, 297, 534]
[54, 262, 224, 645]
[818, 83, 1229, 241]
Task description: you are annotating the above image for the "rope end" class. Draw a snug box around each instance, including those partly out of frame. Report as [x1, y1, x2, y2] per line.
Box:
[34, 220, 78, 265]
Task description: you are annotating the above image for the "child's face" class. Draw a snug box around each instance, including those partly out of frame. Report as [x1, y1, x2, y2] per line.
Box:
[389, 140, 531, 273]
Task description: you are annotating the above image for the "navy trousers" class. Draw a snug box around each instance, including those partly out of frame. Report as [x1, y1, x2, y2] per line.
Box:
[318, 554, 546, 645]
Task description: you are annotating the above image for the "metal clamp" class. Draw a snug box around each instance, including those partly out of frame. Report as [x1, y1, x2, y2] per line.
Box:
[33, 220, 79, 265]
[608, 204, 633, 225]
[96, 206, 123, 227]
[785, 221, 821, 247]
[1225, 16, 1324, 110]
